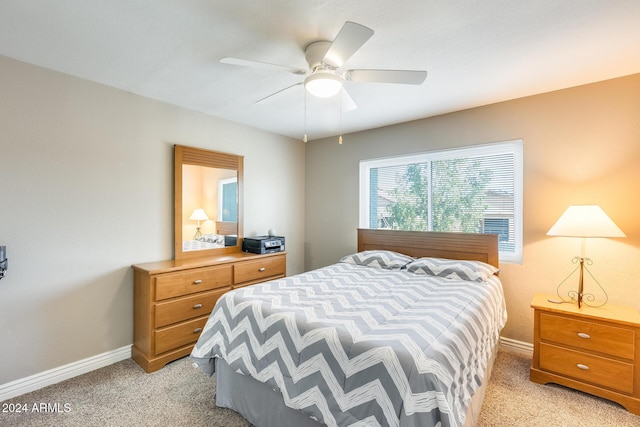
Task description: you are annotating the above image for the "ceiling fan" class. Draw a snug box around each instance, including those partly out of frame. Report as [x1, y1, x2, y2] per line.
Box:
[220, 21, 427, 110]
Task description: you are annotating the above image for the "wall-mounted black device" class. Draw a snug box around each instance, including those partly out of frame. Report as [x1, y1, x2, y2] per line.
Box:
[0, 246, 7, 280]
[242, 236, 285, 254]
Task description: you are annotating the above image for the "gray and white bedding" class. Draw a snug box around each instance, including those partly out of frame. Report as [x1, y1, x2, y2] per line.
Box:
[191, 258, 507, 427]
[182, 234, 226, 251]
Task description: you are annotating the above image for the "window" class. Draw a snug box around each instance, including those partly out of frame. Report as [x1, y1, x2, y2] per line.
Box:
[359, 140, 523, 263]
[218, 177, 238, 222]
[483, 218, 510, 242]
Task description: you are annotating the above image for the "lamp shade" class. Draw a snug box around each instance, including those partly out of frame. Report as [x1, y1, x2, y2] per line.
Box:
[188, 208, 209, 221]
[547, 205, 625, 238]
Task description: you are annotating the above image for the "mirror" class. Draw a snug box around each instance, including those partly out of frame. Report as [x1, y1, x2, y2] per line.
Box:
[174, 145, 243, 259]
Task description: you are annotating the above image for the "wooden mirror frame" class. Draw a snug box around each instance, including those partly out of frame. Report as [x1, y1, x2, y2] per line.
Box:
[174, 144, 244, 260]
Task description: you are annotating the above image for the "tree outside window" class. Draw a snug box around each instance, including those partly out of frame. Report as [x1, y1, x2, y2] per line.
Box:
[360, 140, 523, 263]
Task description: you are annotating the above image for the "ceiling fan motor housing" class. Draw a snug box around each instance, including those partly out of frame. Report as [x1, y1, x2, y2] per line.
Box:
[304, 41, 334, 70]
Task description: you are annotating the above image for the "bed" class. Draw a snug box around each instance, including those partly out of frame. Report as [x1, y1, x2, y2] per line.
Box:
[182, 237, 224, 252]
[183, 222, 238, 252]
[191, 229, 507, 427]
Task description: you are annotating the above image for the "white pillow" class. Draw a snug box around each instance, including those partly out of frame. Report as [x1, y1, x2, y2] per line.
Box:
[340, 250, 414, 270]
[406, 257, 498, 282]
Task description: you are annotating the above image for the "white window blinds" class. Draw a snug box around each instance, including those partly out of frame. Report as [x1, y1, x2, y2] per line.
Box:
[359, 140, 523, 263]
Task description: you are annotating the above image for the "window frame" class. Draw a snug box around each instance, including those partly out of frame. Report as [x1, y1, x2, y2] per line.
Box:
[359, 139, 523, 264]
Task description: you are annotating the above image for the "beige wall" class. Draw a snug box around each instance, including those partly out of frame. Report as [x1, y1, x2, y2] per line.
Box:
[0, 55, 305, 384]
[305, 73, 640, 345]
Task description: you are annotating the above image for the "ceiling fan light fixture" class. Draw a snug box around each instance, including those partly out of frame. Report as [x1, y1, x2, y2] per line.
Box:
[304, 72, 343, 98]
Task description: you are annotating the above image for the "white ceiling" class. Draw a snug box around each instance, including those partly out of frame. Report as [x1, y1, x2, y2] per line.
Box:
[1, 1, 639, 141]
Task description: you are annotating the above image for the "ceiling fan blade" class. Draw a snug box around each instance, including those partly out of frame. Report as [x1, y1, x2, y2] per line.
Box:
[341, 88, 357, 112]
[255, 82, 303, 104]
[322, 22, 374, 68]
[345, 69, 427, 85]
[221, 57, 307, 75]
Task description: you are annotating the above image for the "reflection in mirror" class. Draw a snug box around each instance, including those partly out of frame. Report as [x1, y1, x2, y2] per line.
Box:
[181, 164, 237, 244]
[174, 145, 243, 260]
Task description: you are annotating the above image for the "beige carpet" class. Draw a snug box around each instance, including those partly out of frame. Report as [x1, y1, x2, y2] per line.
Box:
[1, 350, 638, 426]
[478, 351, 639, 426]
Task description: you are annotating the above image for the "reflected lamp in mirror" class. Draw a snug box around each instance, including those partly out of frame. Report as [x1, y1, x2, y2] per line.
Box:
[547, 205, 626, 308]
[189, 208, 209, 240]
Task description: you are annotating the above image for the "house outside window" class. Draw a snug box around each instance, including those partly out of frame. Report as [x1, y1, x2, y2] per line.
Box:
[359, 140, 523, 263]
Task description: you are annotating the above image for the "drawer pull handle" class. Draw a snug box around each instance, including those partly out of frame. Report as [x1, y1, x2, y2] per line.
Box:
[576, 363, 590, 370]
[193, 280, 203, 285]
[193, 304, 202, 309]
[194, 328, 203, 334]
[258, 267, 266, 272]
[577, 332, 591, 339]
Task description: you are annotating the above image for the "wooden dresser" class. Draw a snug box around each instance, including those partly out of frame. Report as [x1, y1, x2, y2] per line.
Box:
[132, 251, 286, 373]
[530, 293, 640, 415]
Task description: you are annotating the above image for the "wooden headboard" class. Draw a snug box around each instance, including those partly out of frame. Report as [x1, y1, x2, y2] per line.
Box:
[357, 228, 499, 268]
[216, 221, 237, 236]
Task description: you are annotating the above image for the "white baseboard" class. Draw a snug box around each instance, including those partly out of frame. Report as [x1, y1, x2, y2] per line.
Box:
[0, 345, 132, 402]
[499, 336, 533, 356]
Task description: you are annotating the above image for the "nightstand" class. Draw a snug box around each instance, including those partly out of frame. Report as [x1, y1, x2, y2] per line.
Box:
[530, 293, 640, 415]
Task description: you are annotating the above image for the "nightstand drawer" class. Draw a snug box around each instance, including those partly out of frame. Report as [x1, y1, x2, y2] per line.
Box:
[155, 287, 230, 328]
[234, 256, 285, 285]
[540, 312, 634, 359]
[155, 315, 209, 354]
[155, 265, 232, 301]
[539, 343, 634, 394]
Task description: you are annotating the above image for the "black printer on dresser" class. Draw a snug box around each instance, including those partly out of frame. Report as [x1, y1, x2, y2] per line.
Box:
[242, 236, 285, 254]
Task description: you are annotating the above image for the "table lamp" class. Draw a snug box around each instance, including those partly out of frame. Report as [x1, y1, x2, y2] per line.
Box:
[189, 208, 209, 239]
[547, 205, 625, 308]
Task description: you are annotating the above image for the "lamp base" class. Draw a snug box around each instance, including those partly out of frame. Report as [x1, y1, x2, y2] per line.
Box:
[193, 227, 202, 240]
[555, 256, 608, 308]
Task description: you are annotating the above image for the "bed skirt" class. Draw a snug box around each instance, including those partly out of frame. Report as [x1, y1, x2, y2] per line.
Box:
[215, 356, 324, 427]
[214, 343, 499, 427]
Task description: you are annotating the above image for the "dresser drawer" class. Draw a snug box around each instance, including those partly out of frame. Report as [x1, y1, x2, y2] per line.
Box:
[234, 256, 285, 285]
[155, 265, 232, 301]
[155, 288, 229, 328]
[540, 313, 635, 359]
[539, 343, 634, 394]
[154, 315, 209, 354]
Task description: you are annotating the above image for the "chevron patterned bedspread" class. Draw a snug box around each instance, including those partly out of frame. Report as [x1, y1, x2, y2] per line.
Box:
[191, 262, 507, 427]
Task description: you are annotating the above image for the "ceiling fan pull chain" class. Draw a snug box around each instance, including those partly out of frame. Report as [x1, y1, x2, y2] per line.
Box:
[303, 89, 308, 143]
[338, 91, 343, 145]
